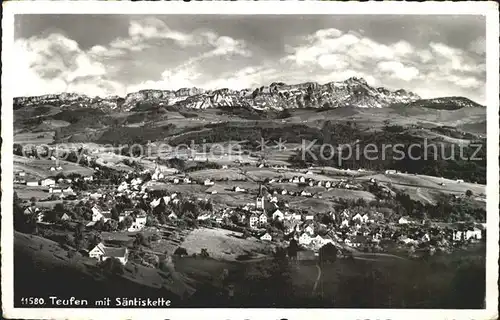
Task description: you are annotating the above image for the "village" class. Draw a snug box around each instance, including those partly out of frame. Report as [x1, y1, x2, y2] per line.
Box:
[13, 143, 486, 269]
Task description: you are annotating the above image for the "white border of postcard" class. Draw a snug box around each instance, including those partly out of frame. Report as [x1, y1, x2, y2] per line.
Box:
[2, 1, 499, 320]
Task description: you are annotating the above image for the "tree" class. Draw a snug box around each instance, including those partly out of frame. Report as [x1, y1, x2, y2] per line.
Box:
[173, 247, 188, 256]
[100, 257, 125, 276]
[200, 248, 209, 258]
[319, 242, 338, 263]
[465, 190, 473, 197]
[287, 239, 299, 260]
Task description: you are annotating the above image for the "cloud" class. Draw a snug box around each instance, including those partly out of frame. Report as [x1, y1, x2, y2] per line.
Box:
[377, 61, 420, 81]
[282, 27, 485, 103]
[14, 33, 113, 97]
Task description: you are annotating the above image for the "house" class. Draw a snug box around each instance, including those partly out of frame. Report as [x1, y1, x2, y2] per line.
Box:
[23, 206, 40, 216]
[340, 219, 349, 228]
[305, 170, 313, 175]
[260, 233, 272, 241]
[304, 224, 315, 235]
[233, 186, 246, 192]
[205, 185, 219, 194]
[168, 212, 178, 220]
[63, 186, 74, 194]
[60, 213, 71, 221]
[298, 232, 312, 245]
[352, 213, 363, 222]
[117, 182, 129, 192]
[281, 189, 288, 195]
[203, 179, 214, 186]
[308, 181, 314, 187]
[197, 213, 211, 221]
[421, 233, 431, 242]
[269, 196, 278, 203]
[300, 190, 312, 197]
[325, 181, 332, 188]
[173, 178, 180, 184]
[50, 167, 56, 171]
[290, 176, 300, 183]
[89, 243, 129, 265]
[91, 206, 104, 222]
[304, 214, 314, 221]
[249, 214, 259, 229]
[26, 181, 39, 187]
[453, 228, 482, 242]
[398, 217, 409, 225]
[360, 214, 369, 224]
[385, 170, 396, 174]
[299, 176, 306, 183]
[40, 178, 56, 186]
[183, 177, 192, 184]
[83, 176, 94, 181]
[150, 198, 161, 208]
[18, 171, 26, 177]
[258, 213, 268, 225]
[49, 187, 62, 194]
[135, 215, 147, 226]
[317, 181, 323, 187]
[272, 209, 284, 221]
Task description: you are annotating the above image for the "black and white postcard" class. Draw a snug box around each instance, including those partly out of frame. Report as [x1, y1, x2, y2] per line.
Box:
[2, 1, 499, 319]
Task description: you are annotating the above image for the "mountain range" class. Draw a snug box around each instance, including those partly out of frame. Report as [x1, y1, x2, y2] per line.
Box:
[13, 77, 484, 112]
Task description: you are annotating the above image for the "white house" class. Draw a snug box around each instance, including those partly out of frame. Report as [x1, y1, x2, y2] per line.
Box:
[83, 176, 94, 181]
[260, 233, 272, 241]
[249, 214, 259, 229]
[234, 186, 246, 192]
[63, 186, 74, 194]
[117, 182, 129, 192]
[26, 181, 39, 187]
[325, 181, 332, 188]
[183, 177, 192, 184]
[272, 209, 284, 221]
[91, 206, 104, 222]
[150, 198, 161, 208]
[340, 219, 349, 228]
[50, 167, 56, 172]
[61, 213, 71, 221]
[298, 232, 312, 245]
[168, 212, 178, 220]
[89, 243, 129, 265]
[40, 178, 56, 186]
[398, 217, 409, 225]
[203, 179, 214, 186]
[303, 214, 314, 221]
[299, 176, 306, 183]
[135, 215, 147, 226]
[304, 224, 315, 235]
[173, 178, 180, 184]
[352, 213, 363, 222]
[453, 228, 482, 242]
[18, 171, 26, 177]
[385, 170, 396, 174]
[258, 213, 268, 225]
[300, 190, 312, 197]
[49, 187, 62, 194]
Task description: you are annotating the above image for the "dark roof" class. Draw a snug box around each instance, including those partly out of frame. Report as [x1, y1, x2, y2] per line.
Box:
[102, 246, 127, 258]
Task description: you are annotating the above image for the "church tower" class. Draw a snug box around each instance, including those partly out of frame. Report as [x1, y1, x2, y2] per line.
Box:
[256, 183, 265, 210]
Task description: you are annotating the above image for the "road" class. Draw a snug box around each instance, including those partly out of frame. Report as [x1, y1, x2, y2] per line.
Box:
[312, 263, 321, 295]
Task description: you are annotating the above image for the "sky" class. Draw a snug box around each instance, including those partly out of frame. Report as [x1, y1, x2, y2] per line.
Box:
[14, 14, 486, 104]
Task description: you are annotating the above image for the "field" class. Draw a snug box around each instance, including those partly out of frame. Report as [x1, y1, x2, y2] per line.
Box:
[180, 228, 274, 261]
[14, 131, 55, 144]
[14, 155, 94, 178]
